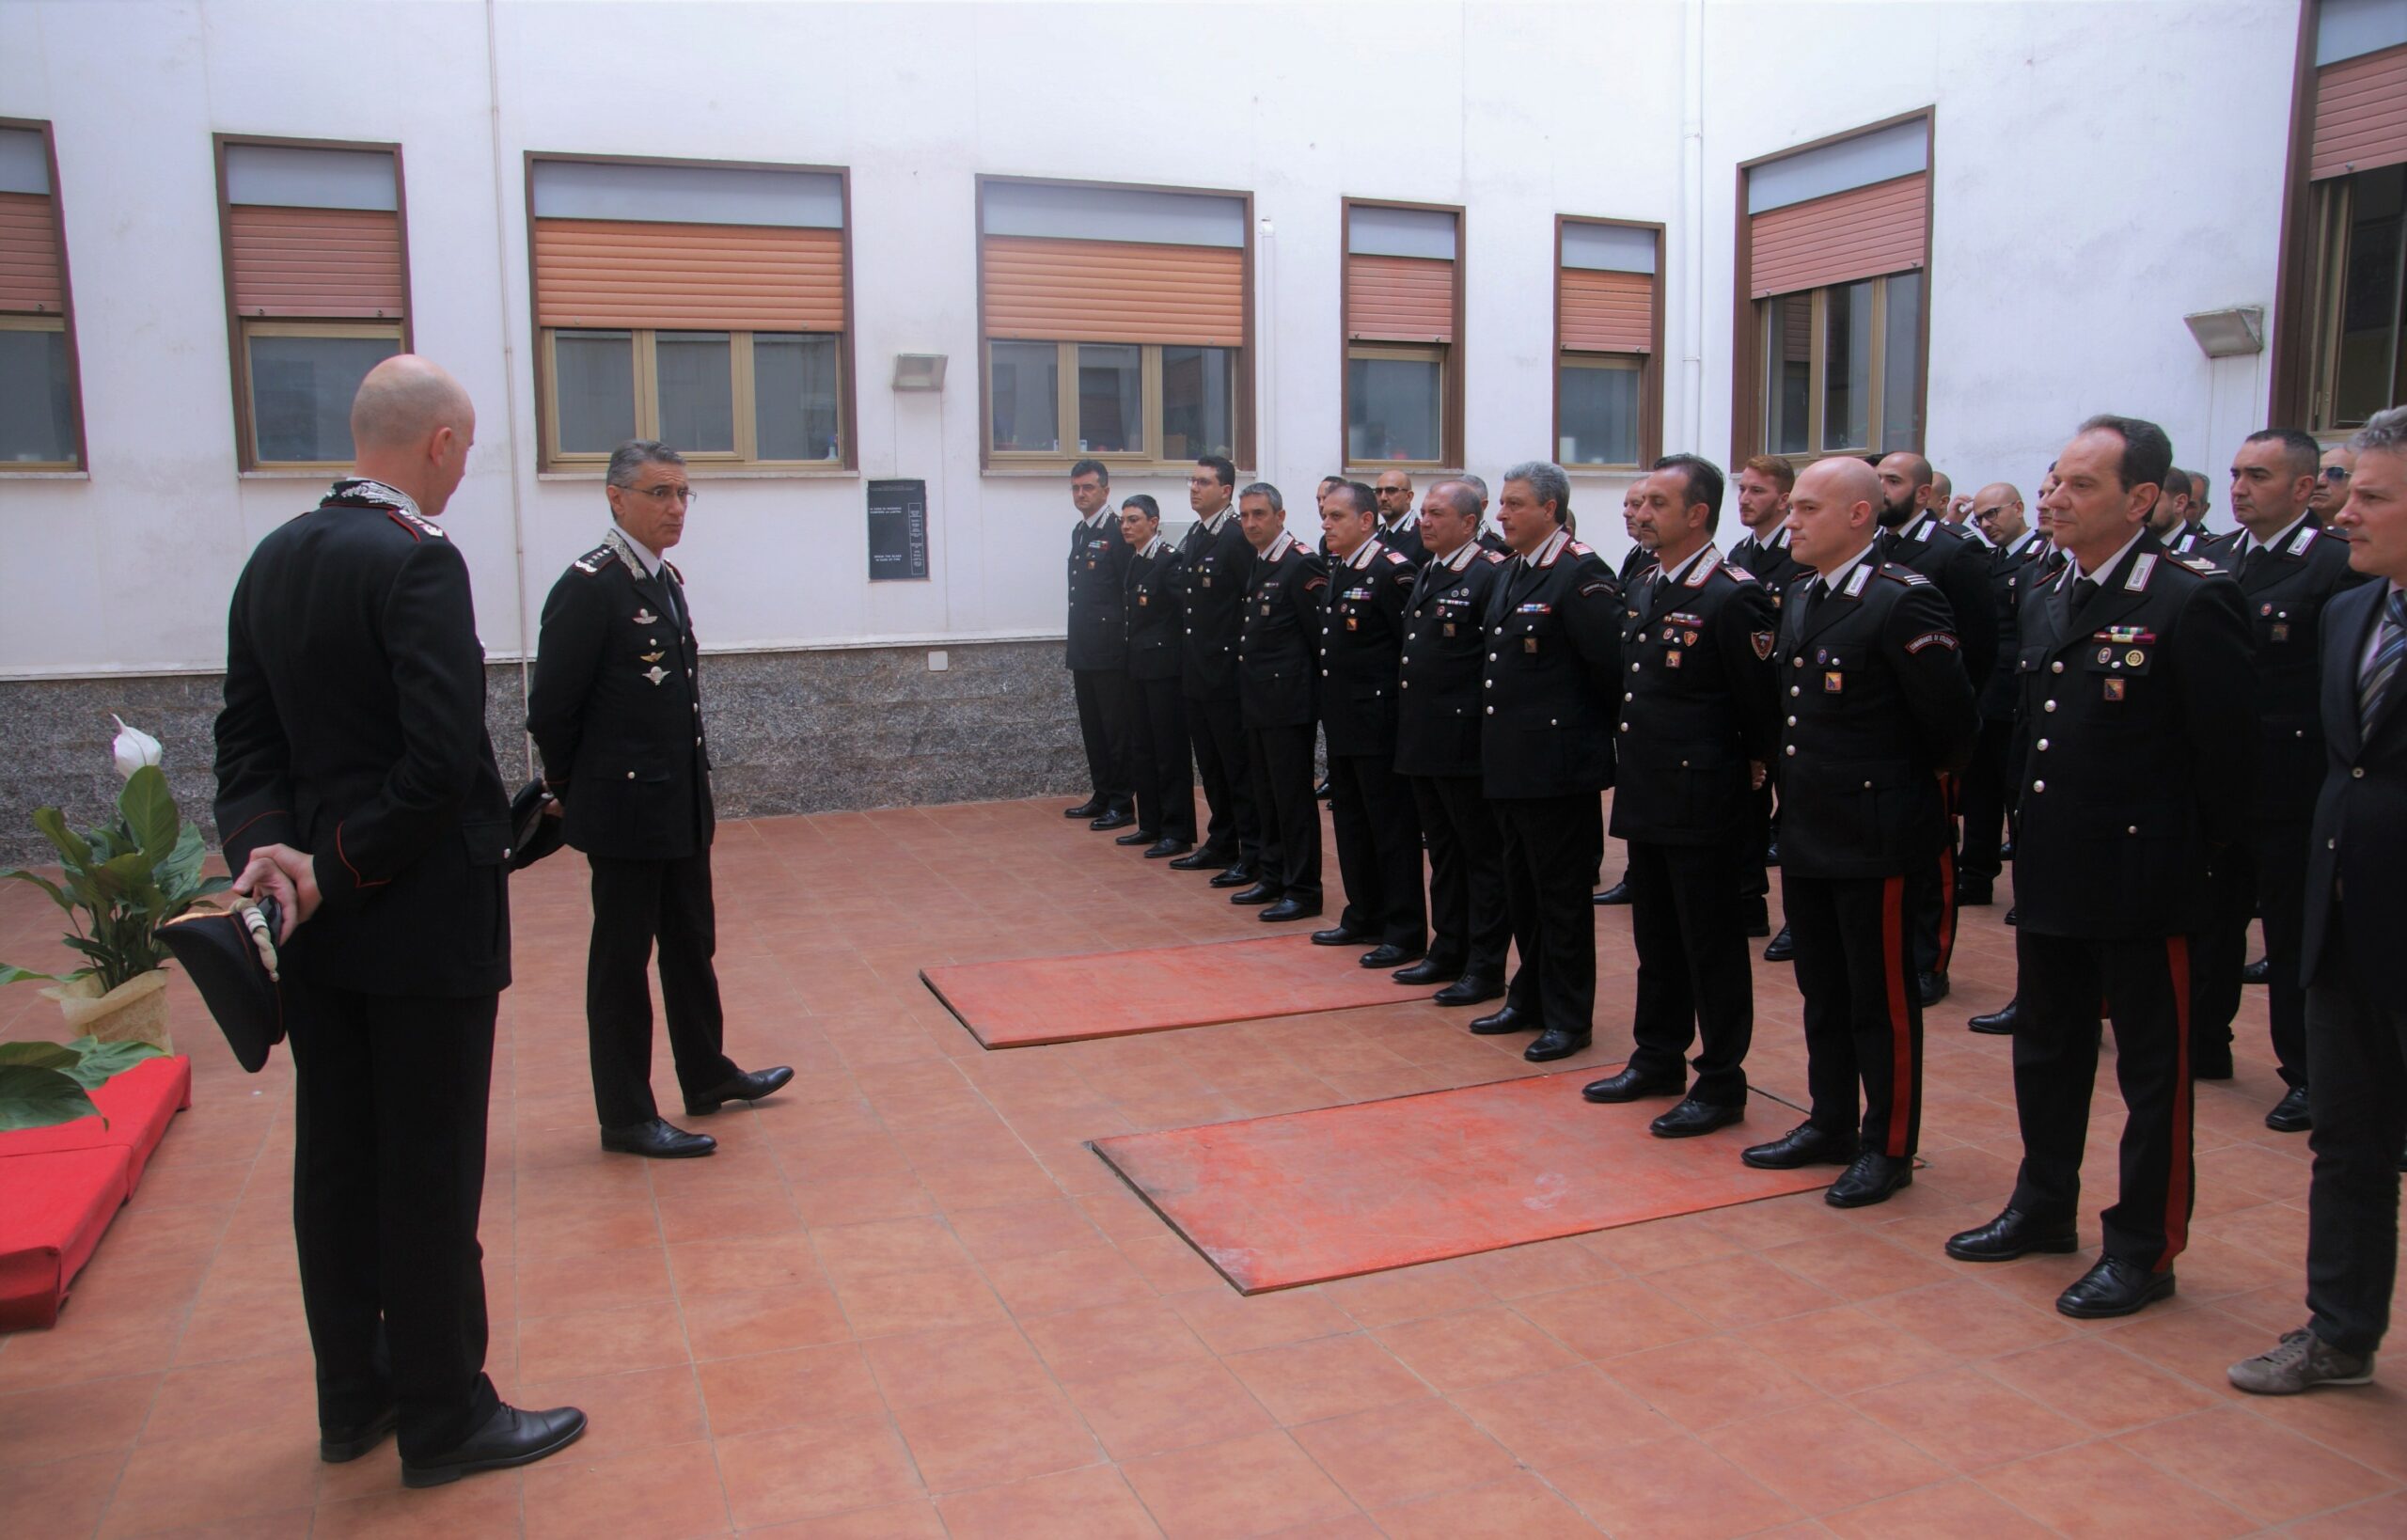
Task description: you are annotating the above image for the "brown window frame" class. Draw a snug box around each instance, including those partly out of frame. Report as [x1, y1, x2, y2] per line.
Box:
[1754, 274, 1925, 464]
[526, 150, 858, 474]
[1730, 109, 1932, 468]
[973, 173, 1256, 475]
[0, 116, 87, 473]
[1342, 196, 1465, 476]
[213, 133, 412, 473]
[1552, 214, 1664, 471]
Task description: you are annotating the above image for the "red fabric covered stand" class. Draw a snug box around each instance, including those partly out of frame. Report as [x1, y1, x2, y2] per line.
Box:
[0, 1053, 191, 1330]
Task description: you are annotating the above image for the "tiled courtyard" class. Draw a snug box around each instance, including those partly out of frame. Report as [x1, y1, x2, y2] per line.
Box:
[2, 794, 2400, 1538]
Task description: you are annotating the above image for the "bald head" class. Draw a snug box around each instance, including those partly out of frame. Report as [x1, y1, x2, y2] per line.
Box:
[1973, 480, 2027, 544]
[1787, 456, 1883, 574]
[1874, 450, 1936, 527]
[349, 354, 476, 516]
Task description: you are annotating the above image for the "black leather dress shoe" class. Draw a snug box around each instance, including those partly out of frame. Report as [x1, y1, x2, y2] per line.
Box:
[1090, 809, 1136, 831]
[1826, 1151, 1913, 1208]
[1650, 1097, 1744, 1139]
[1230, 882, 1282, 905]
[1944, 1207, 2078, 1263]
[1314, 778, 1333, 801]
[1143, 838, 1192, 858]
[1968, 998, 2020, 1035]
[1064, 798, 1106, 819]
[1434, 973, 1504, 1007]
[1741, 1123, 1857, 1170]
[685, 1065, 794, 1116]
[1115, 827, 1156, 846]
[1468, 1003, 1531, 1034]
[401, 1403, 588, 1488]
[1209, 865, 1258, 888]
[1593, 880, 1632, 906]
[1765, 840, 1780, 867]
[1956, 879, 1993, 905]
[1998, 841, 2014, 861]
[1392, 957, 1463, 985]
[2194, 1040, 2236, 1081]
[1168, 848, 1222, 871]
[1581, 1065, 1684, 1104]
[1763, 924, 1796, 963]
[601, 1118, 716, 1158]
[2004, 905, 2018, 926]
[2264, 1085, 2313, 1133]
[1312, 923, 1375, 946]
[2056, 1256, 2176, 1319]
[1261, 897, 1320, 923]
[1359, 943, 1424, 970]
[1917, 970, 1949, 1007]
[321, 1406, 399, 1464]
[1524, 1028, 1592, 1062]
[2242, 955, 2270, 984]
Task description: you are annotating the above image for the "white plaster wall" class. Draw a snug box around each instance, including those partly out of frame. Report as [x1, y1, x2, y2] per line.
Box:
[0, 0, 2302, 679]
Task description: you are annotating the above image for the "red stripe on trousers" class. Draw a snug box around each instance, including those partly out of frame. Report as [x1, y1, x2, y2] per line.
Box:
[2160, 934, 2193, 1271]
[1881, 873, 1913, 1158]
[1934, 774, 1959, 972]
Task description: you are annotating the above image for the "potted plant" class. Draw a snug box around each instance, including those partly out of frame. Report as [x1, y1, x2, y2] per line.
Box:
[0, 1035, 169, 1132]
[0, 719, 229, 1052]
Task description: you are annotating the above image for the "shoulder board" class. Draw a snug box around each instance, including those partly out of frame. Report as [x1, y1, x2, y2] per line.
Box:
[1876, 563, 1929, 586]
[1481, 549, 1507, 564]
[571, 543, 616, 575]
[1723, 563, 1758, 583]
[1568, 542, 1594, 557]
[1382, 549, 1411, 566]
[2177, 556, 2220, 575]
[386, 508, 446, 542]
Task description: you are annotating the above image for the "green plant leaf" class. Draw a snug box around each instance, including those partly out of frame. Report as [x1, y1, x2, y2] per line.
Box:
[120, 765, 180, 863]
[0, 1064, 102, 1133]
[0, 1041, 81, 1072]
[31, 807, 93, 871]
[1, 868, 78, 916]
[0, 964, 74, 987]
[57, 1035, 166, 1090]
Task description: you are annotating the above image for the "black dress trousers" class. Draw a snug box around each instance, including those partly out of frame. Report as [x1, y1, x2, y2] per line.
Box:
[1410, 774, 1510, 977]
[1958, 715, 2015, 882]
[1072, 668, 1133, 814]
[2191, 839, 2255, 1062]
[1625, 839, 1754, 1107]
[2010, 928, 2197, 1272]
[1493, 794, 1602, 1034]
[1329, 752, 1426, 949]
[2251, 817, 2312, 1087]
[1246, 723, 1321, 903]
[1908, 774, 1961, 977]
[1188, 695, 1254, 864]
[586, 852, 740, 1129]
[285, 981, 502, 1460]
[1783, 872, 1922, 1157]
[2303, 922, 2407, 1357]
[1127, 675, 1196, 841]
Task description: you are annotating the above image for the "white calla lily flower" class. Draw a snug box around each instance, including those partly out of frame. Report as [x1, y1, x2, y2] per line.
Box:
[111, 715, 164, 780]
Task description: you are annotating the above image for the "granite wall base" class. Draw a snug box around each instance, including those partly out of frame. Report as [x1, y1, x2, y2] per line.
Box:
[0, 640, 1088, 867]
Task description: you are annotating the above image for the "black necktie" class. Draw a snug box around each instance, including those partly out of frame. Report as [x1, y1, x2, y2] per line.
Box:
[2070, 576, 2099, 614]
[2241, 543, 2270, 581]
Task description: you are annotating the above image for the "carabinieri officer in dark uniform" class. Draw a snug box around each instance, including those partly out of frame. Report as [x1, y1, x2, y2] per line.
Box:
[527, 441, 792, 1161]
[1062, 458, 1136, 829]
[1117, 495, 1195, 857]
[1312, 479, 1426, 967]
[1230, 481, 1328, 922]
[1949, 415, 2255, 1320]
[1395, 479, 1515, 1010]
[1584, 455, 1780, 1137]
[1171, 456, 1261, 887]
[1480, 461, 1625, 1061]
[1744, 456, 1976, 1208]
[216, 355, 583, 1486]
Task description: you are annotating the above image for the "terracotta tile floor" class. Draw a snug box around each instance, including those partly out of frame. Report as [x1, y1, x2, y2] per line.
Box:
[3, 794, 2403, 1538]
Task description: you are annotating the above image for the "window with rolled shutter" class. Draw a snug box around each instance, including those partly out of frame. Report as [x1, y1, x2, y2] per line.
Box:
[0, 118, 84, 470]
[1556, 219, 1661, 469]
[1343, 201, 1462, 470]
[2296, 2, 2407, 432]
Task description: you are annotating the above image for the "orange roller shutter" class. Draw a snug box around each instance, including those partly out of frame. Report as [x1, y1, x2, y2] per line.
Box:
[228, 205, 405, 319]
[0, 191, 65, 313]
[1559, 268, 1652, 353]
[1346, 253, 1455, 343]
[983, 236, 1243, 345]
[1749, 173, 1927, 300]
[2311, 43, 2407, 181]
[534, 220, 845, 331]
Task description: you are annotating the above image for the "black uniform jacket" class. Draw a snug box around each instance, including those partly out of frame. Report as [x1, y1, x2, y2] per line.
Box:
[1618, 544, 1655, 586]
[2208, 518, 2372, 821]
[1878, 512, 1999, 697]
[1318, 539, 1420, 758]
[2302, 577, 2407, 1001]
[2009, 533, 2256, 939]
[2167, 521, 2223, 558]
[1373, 516, 1429, 568]
[1478, 531, 1625, 799]
[1772, 558, 1978, 881]
[527, 528, 714, 863]
[214, 482, 511, 998]
[1729, 526, 1809, 602]
[1980, 534, 2051, 721]
[1239, 531, 1329, 729]
[1177, 509, 1251, 701]
[1066, 511, 1133, 671]
[1395, 542, 1512, 779]
[1610, 552, 1782, 845]
[1124, 537, 1185, 684]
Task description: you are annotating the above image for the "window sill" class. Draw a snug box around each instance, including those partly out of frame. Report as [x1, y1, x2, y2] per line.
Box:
[982, 464, 1254, 479]
[537, 466, 859, 481]
[0, 468, 89, 479]
[239, 467, 346, 479]
[1344, 465, 1463, 479]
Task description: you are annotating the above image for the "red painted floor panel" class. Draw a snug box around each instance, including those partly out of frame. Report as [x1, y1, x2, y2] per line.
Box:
[1093, 1069, 1833, 1293]
[921, 935, 1429, 1047]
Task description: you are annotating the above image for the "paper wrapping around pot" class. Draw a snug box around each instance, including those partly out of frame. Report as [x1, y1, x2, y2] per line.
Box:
[39, 970, 173, 1051]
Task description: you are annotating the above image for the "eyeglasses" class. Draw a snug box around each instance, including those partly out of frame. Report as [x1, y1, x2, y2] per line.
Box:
[1973, 506, 2008, 521]
[624, 483, 697, 505]
[2320, 466, 2352, 482]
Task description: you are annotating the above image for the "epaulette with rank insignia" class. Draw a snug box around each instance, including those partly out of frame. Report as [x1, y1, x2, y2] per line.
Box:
[571, 543, 615, 575]
[1481, 549, 1507, 564]
[1382, 550, 1411, 566]
[1723, 563, 1758, 583]
[1877, 563, 1929, 586]
[385, 508, 448, 542]
[1568, 542, 1593, 556]
[2178, 557, 2219, 575]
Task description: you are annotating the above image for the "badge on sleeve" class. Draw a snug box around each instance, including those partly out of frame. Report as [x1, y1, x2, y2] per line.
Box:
[1752, 631, 1775, 660]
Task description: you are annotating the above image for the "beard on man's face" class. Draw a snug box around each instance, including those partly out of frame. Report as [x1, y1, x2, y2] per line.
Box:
[1879, 489, 1916, 527]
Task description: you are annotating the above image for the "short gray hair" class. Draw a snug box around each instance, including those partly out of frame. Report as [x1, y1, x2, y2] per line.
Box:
[1503, 460, 1571, 524]
[2351, 406, 2407, 460]
[606, 439, 684, 488]
[1238, 480, 1283, 513]
[1426, 480, 1482, 519]
[1458, 473, 1488, 503]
